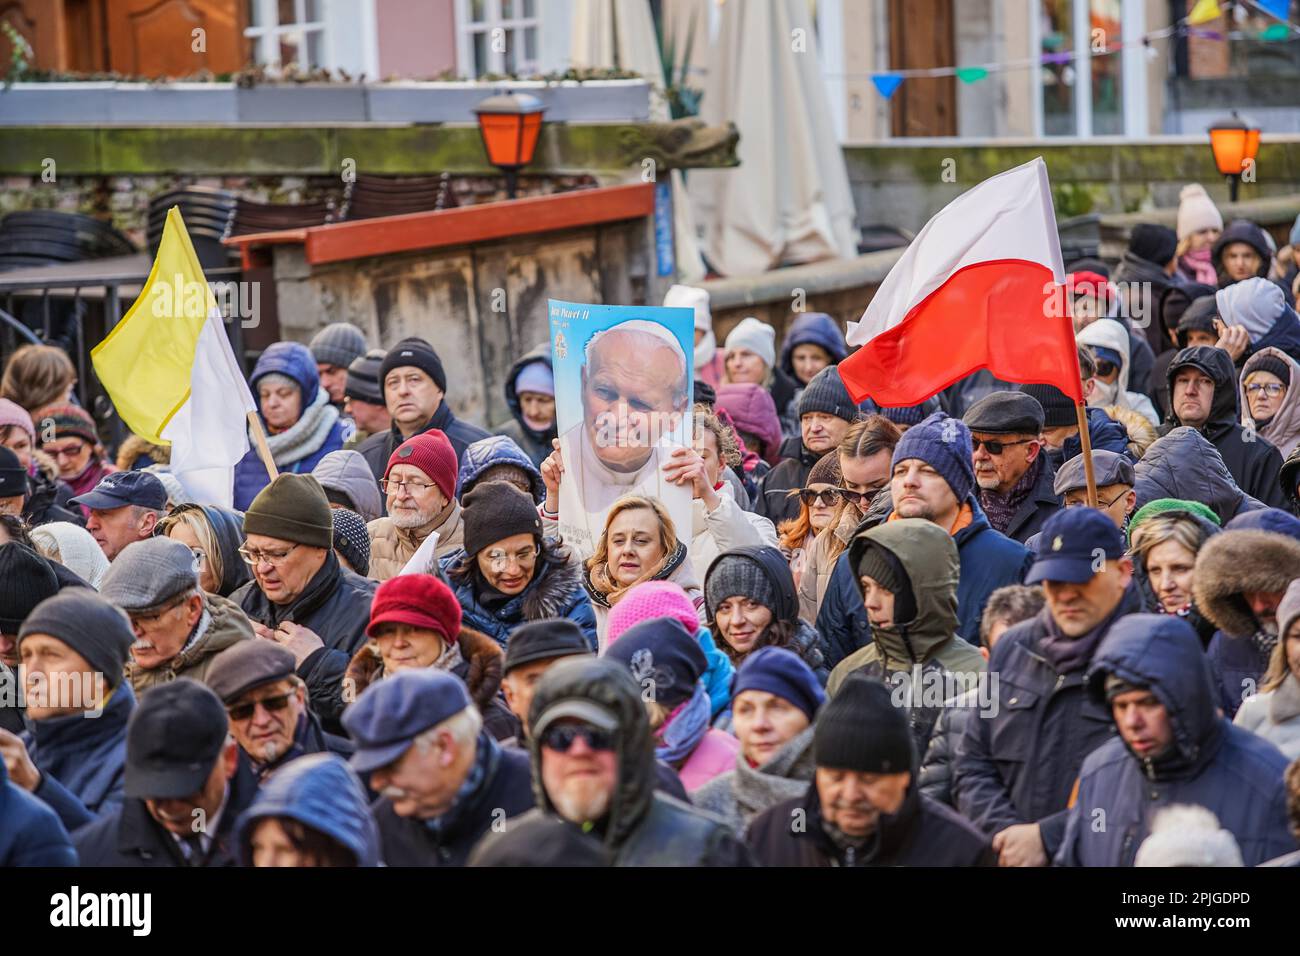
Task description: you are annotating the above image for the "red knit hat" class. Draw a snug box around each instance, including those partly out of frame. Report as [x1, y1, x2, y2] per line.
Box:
[366, 573, 462, 640]
[385, 429, 457, 501]
[606, 580, 701, 643]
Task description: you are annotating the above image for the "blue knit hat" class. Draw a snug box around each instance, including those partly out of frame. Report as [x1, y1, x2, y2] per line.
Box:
[730, 646, 825, 722]
[890, 411, 975, 504]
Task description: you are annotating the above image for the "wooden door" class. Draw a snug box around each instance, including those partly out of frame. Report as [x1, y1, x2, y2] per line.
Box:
[104, 0, 248, 77]
[887, 0, 957, 137]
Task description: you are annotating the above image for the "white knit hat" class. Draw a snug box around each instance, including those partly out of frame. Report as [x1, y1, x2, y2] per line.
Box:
[1134, 804, 1243, 867]
[724, 317, 776, 369]
[1176, 184, 1224, 241]
[28, 521, 111, 589]
[663, 284, 712, 332]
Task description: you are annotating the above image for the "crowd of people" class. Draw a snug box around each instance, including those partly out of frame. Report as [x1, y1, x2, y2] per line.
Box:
[2, 186, 1300, 868]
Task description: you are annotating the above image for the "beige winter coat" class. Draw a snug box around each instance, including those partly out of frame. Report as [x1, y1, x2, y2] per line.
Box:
[366, 500, 465, 581]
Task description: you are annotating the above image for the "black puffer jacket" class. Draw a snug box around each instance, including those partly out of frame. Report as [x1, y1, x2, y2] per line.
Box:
[482, 657, 752, 866]
[1162, 346, 1285, 508]
[358, 401, 491, 489]
[747, 769, 994, 866]
[230, 551, 376, 730]
[1135, 426, 1266, 525]
[23, 467, 81, 528]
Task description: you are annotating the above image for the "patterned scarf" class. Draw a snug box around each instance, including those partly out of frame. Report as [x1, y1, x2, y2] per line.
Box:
[979, 455, 1043, 535]
[422, 731, 500, 842]
[655, 682, 712, 767]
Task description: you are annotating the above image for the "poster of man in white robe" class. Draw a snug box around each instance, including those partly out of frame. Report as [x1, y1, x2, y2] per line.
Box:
[548, 299, 694, 558]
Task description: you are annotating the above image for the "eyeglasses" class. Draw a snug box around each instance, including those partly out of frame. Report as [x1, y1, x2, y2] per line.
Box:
[1246, 382, 1286, 398]
[227, 692, 295, 722]
[189, 547, 206, 568]
[43, 441, 87, 460]
[1065, 491, 1128, 509]
[1095, 360, 1118, 378]
[129, 594, 190, 630]
[485, 543, 540, 572]
[380, 478, 437, 495]
[540, 723, 615, 753]
[238, 543, 299, 567]
[971, 437, 1033, 455]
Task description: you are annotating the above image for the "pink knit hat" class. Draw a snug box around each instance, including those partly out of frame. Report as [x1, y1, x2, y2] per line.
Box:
[0, 399, 34, 444]
[607, 580, 700, 644]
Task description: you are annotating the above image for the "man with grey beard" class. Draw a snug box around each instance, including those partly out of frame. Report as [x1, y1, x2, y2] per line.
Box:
[472, 657, 751, 866]
[343, 668, 532, 866]
[204, 641, 352, 782]
[367, 430, 465, 580]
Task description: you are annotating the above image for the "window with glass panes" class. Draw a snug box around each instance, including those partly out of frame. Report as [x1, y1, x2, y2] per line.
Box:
[457, 0, 540, 77]
[246, 0, 328, 71]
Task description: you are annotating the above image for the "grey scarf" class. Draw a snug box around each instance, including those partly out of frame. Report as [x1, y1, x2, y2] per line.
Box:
[257, 386, 340, 466]
[730, 724, 817, 826]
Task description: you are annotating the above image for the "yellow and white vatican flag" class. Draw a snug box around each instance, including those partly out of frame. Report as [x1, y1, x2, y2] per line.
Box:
[91, 208, 257, 508]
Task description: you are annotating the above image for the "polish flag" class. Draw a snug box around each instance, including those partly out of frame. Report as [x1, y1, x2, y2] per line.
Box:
[839, 157, 1083, 406]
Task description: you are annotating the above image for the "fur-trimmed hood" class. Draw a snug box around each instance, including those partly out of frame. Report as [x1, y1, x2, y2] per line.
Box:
[344, 625, 506, 715]
[115, 434, 169, 472]
[1193, 530, 1300, 637]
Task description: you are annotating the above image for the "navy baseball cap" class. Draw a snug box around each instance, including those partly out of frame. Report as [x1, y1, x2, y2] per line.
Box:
[70, 470, 168, 511]
[1026, 507, 1127, 584]
[342, 669, 473, 775]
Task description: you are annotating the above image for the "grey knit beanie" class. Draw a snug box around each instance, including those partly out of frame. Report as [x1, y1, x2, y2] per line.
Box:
[705, 553, 776, 621]
[309, 322, 368, 369]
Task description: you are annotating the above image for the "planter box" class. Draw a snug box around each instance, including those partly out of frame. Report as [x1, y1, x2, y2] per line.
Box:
[0, 79, 651, 126]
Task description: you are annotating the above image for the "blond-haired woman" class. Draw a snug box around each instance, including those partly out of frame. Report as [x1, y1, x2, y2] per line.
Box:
[581, 494, 701, 650]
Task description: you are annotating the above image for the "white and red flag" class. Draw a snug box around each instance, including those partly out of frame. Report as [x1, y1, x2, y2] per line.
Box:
[839, 157, 1083, 406]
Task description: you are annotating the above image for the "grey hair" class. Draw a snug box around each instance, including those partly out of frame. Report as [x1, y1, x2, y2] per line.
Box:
[585, 320, 689, 407]
[414, 704, 483, 752]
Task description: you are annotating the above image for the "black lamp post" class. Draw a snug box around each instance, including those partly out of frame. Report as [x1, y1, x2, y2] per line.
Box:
[1208, 110, 1261, 204]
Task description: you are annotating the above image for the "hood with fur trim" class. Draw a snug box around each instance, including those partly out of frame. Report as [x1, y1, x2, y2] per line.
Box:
[1192, 530, 1300, 637]
[115, 434, 170, 472]
[344, 625, 506, 715]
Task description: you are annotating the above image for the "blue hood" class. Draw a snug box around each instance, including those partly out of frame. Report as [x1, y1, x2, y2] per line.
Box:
[457, 434, 545, 502]
[1087, 614, 1219, 766]
[251, 342, 321, 408]
[778, 313, 847, 378]
[1225, 507, 1300, 542]
[1058, 406, 1132, 462]
[237, 753, 379, 866]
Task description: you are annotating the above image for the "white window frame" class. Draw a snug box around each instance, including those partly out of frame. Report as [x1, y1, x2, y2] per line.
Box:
[454, 0, 542, 79]
[246, 0, 328, 71]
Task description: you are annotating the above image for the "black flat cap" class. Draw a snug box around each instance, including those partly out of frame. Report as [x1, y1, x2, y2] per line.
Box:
[962, 391, 1045, 435]
[503, 620, 592, 675]
[1054, 449, 1136, 494]
[204, 640, 297, 704]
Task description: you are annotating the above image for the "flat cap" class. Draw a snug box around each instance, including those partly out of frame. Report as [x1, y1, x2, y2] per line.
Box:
[205, 640, 297, 704]
[962, 390, 1045, 435]
[342, 669, 473, 775]
[1054, 449, 1135, 495]
[503, 620, 593, 675]
[100, 537, 201, 614]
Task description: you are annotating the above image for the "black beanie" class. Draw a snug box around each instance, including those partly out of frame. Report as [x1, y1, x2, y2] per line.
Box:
[242, 473, 334, 550]
[814, 674, 914, 774]
[18, 589, 134, 688]
[0, 543, 59, 633]
[1248, 355, 1291, 388]
[797, 366, 858, 422]
[0, 446, 26, 499]
[462, 480, 543, 558]
[854, 541, 917, 624]
[380, 337, 447, 395]
[1129, 223, 1178, 267]
[1020, 384, 1077, 429]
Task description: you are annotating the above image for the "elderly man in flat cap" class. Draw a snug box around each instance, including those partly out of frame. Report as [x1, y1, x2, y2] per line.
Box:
[205, 640, 352, 782]
[963, 391, 1060, 544]
[100, 537, 253, 695]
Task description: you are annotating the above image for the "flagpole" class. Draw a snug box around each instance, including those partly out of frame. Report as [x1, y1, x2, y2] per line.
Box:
[1075, 402, 1098, 509]
[246, 411, 280, 481]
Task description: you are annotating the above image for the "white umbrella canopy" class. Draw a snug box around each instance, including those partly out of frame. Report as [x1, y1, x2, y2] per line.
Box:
[569, 0, 707, 282]
[688, 0, 859, 276]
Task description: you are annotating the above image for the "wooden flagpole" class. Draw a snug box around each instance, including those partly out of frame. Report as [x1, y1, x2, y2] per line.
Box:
[246, 411, 279, 481]
[1075, 402, 1098, 509]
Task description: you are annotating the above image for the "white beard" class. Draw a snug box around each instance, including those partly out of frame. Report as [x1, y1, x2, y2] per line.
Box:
[550, 782, 612, 824]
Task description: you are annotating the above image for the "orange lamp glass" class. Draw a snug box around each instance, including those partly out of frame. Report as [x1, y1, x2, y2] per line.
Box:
[474, 93, 547, 198]
[1208, 111, 1261, 202]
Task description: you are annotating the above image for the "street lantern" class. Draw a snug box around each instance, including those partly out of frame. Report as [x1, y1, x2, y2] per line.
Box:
[474, 92, 547, 200]
[1208, 110, 1261, 204]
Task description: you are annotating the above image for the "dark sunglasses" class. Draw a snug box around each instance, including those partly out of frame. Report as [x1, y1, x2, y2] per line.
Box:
[227, 692, 294, 722]
[971, 437, 1032, 455]
[540, 723, 615, 753]
[799, 487, 843, 507]
[1095, 360, 1118, 378]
